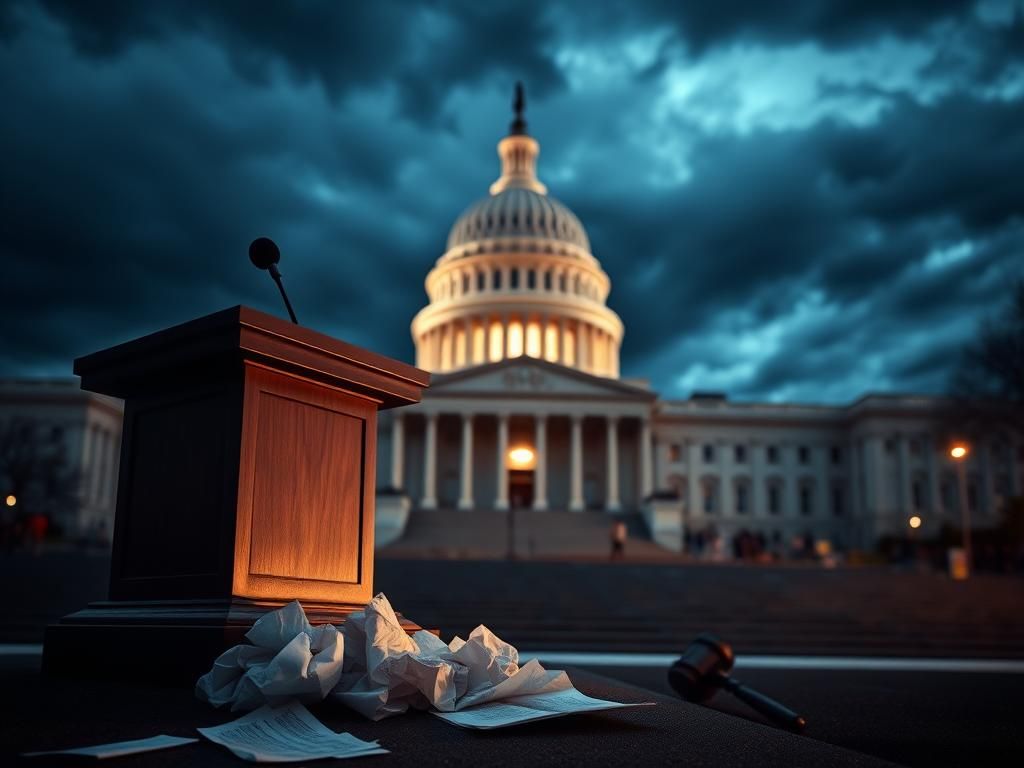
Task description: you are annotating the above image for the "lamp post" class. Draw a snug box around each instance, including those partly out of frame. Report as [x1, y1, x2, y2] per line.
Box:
[950, 443, 971, 576]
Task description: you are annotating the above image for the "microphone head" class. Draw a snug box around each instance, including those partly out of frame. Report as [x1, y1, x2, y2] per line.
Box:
[249, 237, 280, 270]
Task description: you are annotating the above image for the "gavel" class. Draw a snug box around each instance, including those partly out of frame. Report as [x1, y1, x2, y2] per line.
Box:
[668, 633, 806, 732]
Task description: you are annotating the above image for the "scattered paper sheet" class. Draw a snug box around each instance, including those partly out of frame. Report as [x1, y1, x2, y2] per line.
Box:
[434, 686, 656, 729]
[197, 700, 387, 762]
[22, 734, 198, 759]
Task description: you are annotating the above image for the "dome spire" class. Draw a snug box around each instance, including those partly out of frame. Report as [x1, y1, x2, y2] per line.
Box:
[510, 81, 527, 135]
[490, 81, 547, 195]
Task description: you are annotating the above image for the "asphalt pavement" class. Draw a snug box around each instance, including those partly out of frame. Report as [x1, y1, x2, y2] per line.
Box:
[2, 551, 1023, 766]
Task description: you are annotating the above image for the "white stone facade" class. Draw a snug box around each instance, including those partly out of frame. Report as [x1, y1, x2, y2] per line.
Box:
[0, 378, 123, 538]
[377, 98, 1023, 552]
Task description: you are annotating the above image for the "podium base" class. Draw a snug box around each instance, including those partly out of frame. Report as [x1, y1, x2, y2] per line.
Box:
[43, 598, 425, 684]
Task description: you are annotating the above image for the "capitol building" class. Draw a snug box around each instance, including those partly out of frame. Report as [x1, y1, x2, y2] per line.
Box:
[3, 91, 1020, 555]
[374, 89, 1021, 554]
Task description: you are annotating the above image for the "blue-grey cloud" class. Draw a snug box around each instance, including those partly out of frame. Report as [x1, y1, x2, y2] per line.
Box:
[2, 0, 1023, 404]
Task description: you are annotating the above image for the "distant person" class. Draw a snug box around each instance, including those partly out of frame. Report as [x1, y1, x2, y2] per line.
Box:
[27, 512, 48, 555]
[610, 520, 627, 561]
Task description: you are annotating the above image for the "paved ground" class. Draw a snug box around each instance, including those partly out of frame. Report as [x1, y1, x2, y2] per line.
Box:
[3, 552, 1024, 766]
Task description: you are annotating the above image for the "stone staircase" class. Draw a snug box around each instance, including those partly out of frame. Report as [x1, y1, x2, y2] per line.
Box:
[379, 508, 676, 560]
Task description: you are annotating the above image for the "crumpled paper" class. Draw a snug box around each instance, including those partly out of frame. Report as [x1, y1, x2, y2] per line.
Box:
[196, 593, 570, 720]
[196, 601, 345, 711]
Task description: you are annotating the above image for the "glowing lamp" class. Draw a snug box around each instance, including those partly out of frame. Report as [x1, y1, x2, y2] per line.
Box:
[508, 447, 535, 468]
[4, 494, 15, 507]
[909, 515, 922, 529]
[950, 444, 968, 460]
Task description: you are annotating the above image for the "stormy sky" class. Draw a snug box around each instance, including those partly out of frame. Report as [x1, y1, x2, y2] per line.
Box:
[2, 0, 1023, 404]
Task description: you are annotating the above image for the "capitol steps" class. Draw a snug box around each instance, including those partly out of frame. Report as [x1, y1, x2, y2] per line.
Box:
[378, 508, 675, 560]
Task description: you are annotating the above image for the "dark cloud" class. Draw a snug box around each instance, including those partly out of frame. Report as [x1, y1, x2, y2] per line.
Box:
[3, 0, 1024, 402]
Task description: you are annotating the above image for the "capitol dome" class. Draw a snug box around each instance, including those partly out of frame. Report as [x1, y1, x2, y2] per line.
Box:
[411, 84, 623, 379]
[446, 188, 591, 253]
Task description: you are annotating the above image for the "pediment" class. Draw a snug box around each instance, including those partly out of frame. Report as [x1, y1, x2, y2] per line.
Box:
[427, 358, 655, 400]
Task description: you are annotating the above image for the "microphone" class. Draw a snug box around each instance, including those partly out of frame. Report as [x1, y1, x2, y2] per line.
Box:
[249, 237, 298, 324]
[668, 633, 806, 732]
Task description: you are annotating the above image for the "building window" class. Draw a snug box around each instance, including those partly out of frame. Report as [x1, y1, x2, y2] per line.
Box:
[832, 485, 844, 517]
[510, 269, 520, 290]
[703, 444, 715, 463]
[477, 271, 486, 292]
[798, 445, 810, 465]
[831, 446, 841, 465]
[735, 445, 746, 463]
[543, 271, 552, 291]
[493, 269, 502, 290]
[702, 479, 718, 514]
[668, 444, 682, 463]
[768, 484, 781, 515]
[767, 445, 779, 464]
[800, 485, 813, 516]
[736, 483, 748, 514]
[527, 269, 536, 290]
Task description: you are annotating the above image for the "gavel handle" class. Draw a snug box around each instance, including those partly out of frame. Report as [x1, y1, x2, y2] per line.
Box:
[719, 674, 807, 732]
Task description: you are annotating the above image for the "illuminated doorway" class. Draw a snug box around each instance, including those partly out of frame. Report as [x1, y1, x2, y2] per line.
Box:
[509, 469, 534, 509]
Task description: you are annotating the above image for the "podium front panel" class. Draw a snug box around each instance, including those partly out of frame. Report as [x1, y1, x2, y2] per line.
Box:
[233, 363, 377, 605]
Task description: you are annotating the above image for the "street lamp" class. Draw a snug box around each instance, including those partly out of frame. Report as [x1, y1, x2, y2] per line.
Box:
[950, 443, 971, 576]
[908, 515, 922, 530]
[4, 495, 15, 508]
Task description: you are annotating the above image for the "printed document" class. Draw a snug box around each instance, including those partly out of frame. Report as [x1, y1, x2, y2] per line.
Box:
[198, 700, 387, 762]
[434, 686, 656, 729]
[22, 734, 198, 759]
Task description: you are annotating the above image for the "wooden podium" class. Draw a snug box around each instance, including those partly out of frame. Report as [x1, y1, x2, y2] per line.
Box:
[43, 306, 430, 680]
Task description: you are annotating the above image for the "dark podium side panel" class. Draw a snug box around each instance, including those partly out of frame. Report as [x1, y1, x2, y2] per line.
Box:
[114, 385, 241, 598]
[44, 306, 429, 681]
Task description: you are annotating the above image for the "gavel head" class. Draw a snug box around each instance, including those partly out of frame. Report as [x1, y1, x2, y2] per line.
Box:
[668, 633, 735, 702]
[248, 237, 280, 270]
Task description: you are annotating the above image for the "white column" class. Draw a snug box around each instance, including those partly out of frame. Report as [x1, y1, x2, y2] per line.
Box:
[539, 314, 548, 361]
[462, 318, 473, 369]
[390, 414, 405, 489]
[458, 414, 474, 509]
[495, 413, 509, 511]
[576, 321, 586, 371]
[687, 441, 702, 518]
[533, 415, 548, 511]
[816, 444, 830, 518]
[559, 317, 568, 364]
[421, 413, 437, 509]
[606, 417, 621, 512]
[503, 314, 513, 360]
[640, 417, 653, 500]
[897, 436, 911, 517]
[926, 436, 942, 516]
[569, 415, 584, 512]
[751, 442, 764, 517]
